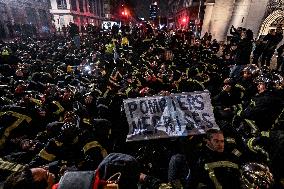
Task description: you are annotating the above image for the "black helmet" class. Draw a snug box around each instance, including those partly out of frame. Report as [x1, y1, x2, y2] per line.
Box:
[254, 74, 274, 90]
[60, 122, 80, 143]
[260, 65, 270, 75]
[243, 64, 260, 76]
[270, 73, 283, 88]
[240, 163, 274, 189]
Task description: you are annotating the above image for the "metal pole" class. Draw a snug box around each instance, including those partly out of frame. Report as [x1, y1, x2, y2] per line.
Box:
[197, 0, 203, 36]
[198, 0, 202, 20]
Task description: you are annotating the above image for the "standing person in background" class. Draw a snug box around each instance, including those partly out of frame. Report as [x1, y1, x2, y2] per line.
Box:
[261, 27, 283, 67]
[230, 29, 254, 81]
[68, 22, 80, 49]
[62, 25, 67, 38]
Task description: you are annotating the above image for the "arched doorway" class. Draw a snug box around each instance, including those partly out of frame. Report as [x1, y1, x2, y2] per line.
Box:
[258, 8, 284, 69]
[258, 10, 284, 37]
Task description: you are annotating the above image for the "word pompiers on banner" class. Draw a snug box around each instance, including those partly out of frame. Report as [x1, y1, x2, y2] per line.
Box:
[123, 91, 219, 141]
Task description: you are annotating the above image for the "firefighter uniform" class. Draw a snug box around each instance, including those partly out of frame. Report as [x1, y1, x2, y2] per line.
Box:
[189, 146, 241, 189]
[29, 122, 108, 171]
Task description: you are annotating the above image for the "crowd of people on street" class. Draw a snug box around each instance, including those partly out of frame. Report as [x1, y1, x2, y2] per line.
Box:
[0, 22, 284, 189]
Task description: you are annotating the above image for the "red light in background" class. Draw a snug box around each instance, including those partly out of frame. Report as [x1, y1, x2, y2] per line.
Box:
[180, 16, 189, 24]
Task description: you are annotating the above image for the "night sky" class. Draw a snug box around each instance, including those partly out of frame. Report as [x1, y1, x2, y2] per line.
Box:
[128, 0, 169, 19]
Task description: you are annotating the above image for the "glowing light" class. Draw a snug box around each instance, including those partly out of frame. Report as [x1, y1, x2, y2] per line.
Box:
[84, 66, 91, 71]
[180, 16, 189, 24]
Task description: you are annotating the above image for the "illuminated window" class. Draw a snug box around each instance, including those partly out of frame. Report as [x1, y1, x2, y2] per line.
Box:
[85, 0, 89, 12]
[89, 0, 95, 14]
[79, 0, 84, 12]
[70, 0, 77, 11]
[150, 4, 158, 20]
[57, 0, 67, 9]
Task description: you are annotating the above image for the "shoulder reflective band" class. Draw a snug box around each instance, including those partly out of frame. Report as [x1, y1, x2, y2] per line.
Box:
[125, 87, 133, 96]
[39, 149, 56, 162]
[250, 99, 256, 107]
[235, 84, 246, 91]
[158, 183, 173, 189]
[2, 49, 9, 56]
[244, 119, 258, 132]
[247, 137, 257, 153]
[30, 98, 43, 107]
[236, 104, 243, 116]
[240, 91, 244, 99]
[202, 76, 210, 83]
[103, 89, 110, 98]
[204, 161, 239, 189]
[0, 158, 25, 172]
[55, 140, 63, 147]
[272, 107, 284, 129]
[261, 131, 270, 138]
[83, 141, 108, 158]
[0, 111, 32, 149]
[52, 101, 65, 115]
[197, 183, 207, 188]
[226, 137, 236, 144]
[232, 149, 242, 157]
[235, 84, 245, 99]
[83, 118, 91, 125]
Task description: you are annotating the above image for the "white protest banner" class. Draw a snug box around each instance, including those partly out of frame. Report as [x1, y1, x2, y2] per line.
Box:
[123, 91, 219, 141]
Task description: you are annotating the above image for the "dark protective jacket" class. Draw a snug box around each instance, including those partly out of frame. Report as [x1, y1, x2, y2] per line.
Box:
[235, 38, 253, 65]
[242, 91, 282, 131]
[246, 130, 284, 188]
[189, 146, 241, 189]
[29, 125, 108, 170]
[0, 105, 44, 154]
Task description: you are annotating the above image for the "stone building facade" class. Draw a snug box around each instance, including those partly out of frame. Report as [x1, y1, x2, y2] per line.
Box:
[50, 0, 112, 32]
[168, 0, 204, 29]
[202, 0, 284, 41]
[0, 0, 51, 38]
